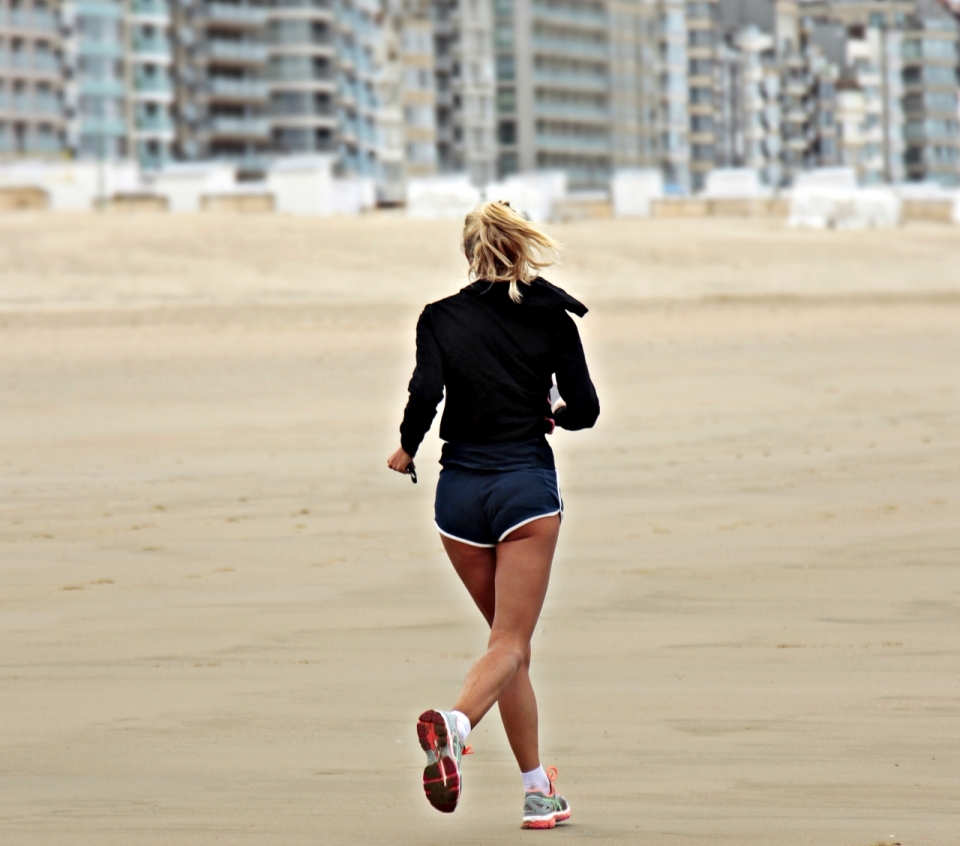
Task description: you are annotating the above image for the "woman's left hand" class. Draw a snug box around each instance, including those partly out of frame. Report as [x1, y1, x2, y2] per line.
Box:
[387, 446, 414, 474]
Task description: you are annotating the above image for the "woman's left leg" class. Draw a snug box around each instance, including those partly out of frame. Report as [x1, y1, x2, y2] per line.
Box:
[441, 536, 541, 772]
[452, 515, 559, 728]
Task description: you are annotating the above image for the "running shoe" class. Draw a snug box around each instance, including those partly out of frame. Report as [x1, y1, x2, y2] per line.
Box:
[416, 709, 471, 813]
[521, 766, 571, 829]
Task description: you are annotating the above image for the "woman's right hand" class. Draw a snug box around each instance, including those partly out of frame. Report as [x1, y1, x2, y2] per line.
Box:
[387, 446, 414, 474]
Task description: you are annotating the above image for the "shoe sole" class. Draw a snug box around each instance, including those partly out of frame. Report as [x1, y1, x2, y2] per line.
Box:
[521, 808, 571, 830]
[417, 710, 461, 813]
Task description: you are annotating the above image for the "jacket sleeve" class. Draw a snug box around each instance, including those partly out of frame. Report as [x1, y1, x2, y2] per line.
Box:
[551, 312, 599, 431]
[399, 306, 445, 457]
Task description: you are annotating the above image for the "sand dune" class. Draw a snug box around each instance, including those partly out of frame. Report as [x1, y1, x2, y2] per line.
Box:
[1, 213, 959, 845]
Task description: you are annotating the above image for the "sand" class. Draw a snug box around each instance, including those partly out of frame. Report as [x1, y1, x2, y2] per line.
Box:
[1, 213, 959, 846]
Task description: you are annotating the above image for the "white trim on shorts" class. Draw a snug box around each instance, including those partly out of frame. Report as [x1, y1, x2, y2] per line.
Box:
[497, 508, 562, 542]
[435, 521, 496, 548]
[499, 471, 564, 542]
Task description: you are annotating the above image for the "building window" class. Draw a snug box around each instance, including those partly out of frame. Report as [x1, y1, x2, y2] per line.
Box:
[496, 56, 515, 81]
[498, 121, 516, 144]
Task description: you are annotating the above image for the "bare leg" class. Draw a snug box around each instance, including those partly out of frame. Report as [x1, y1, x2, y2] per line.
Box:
[441, 515, 559, 771]
[442, 537, 544, 772]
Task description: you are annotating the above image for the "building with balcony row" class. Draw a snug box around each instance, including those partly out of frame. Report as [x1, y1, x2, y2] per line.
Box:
[1, 0, 958, 193]
[0, 0, 64, 156]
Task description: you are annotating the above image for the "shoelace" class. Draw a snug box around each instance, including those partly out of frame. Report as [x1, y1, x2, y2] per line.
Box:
[463, 745, 474, 756]
[546, 765, 559, 784]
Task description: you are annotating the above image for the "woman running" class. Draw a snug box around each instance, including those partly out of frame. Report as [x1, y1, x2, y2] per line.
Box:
[387, 201, 599, 829]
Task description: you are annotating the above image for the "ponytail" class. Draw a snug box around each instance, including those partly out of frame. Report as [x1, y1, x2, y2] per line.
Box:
[462, 201, 560, 302]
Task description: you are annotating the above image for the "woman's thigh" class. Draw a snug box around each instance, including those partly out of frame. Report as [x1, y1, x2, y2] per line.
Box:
[492, 515, 560, 644]
[441, 534, 497, 625]
[441, 513, 560, 639]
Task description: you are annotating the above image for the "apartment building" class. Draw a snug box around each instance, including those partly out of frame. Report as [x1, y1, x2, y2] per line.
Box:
[719, 24, 783, 184]
[434, 0, 495, 185]
[686, 0, 718, 190]
[61, 0, 175, 169]
[806, 0, 959, 185]
[397, 0, 437, 177]
[0, 0, 64, 157]
[901, 9, 960, 185]
[268, 0, 338, 160]
[333, 0, 381, 177]
[172, 0, 270, 169]
[827, 26, 886, 183]
[491, 0, 613, 188]
[606, 0, 650, 172]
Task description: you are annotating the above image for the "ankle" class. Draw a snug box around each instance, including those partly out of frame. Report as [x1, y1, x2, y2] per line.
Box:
[451, 710, 471, 745]
[521, 764, 551, 794]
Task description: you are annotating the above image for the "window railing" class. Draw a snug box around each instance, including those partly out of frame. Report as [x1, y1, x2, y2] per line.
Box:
[208, 116, 271, 135]
[206, 3, 268, 25]
[208, 78, 269, 98]
[207, 41, 270, 62]
[136, 114, 174, 132]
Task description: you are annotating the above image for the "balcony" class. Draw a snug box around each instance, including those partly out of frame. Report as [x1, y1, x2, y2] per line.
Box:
[136, 114, 175, 133]
[130, 0, 171, 20]
[532, 37, 608, 59]
[206, 41, 269, 64]
[204, 4, 268, 27]
[6, 95, 33, 113]
[81, 79, 127, 97]
[535, 133, 610, 152]
[133, 36, 172, 57]
[270, 104, 336, 124]
[531, 4, 607, 30]
[138, 152, 172, 171]
[207, 115, 271, 137]
[78, 39, 124, 59]
[81, 117, 128, 136]
[8, 52, 61, 74]
[208, 78, 270, 100]
[271, 32, 335, 50]
[269, 68, 336, 87]
[135, 76, 175, 95]
[534, 101, 609, 121]
[533, 69, 608, 91]
[275, 0, 334, 9]
[5, 9, 59, 32]
[270, 0, 334, 17]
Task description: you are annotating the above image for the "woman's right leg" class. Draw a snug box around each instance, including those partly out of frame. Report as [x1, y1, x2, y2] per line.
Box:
[441, 516, 558, 764]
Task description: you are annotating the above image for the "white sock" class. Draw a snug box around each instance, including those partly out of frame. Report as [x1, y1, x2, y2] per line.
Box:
[522, 765, 551, 794]
[452, 710, 471, 744]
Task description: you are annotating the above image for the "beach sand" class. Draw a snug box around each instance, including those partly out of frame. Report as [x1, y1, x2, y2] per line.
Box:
[1, 214, 959, 845]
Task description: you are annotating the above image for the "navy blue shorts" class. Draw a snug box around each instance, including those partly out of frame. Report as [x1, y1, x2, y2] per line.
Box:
[434, 466, 563, 548]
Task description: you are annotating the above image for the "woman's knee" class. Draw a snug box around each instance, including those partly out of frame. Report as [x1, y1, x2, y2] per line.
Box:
[489, 634, 529, 672]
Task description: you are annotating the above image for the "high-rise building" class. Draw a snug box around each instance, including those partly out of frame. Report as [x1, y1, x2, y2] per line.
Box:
[805, 0, 959, 185]
[60, 0, 175, 170]
[434, 0, 495, 185]
[172, 0, 271, 169]
[493, 0, 614, 189]
[606, 0, 654, 173]
[718, 24, 784, 184]
[832, 26, 887, 184]
[398, 0, 438, 178]
[901, 2, 960, 185]
[268, 0, 338, 161]
[686, 0, 719, 190]
[0, 0, 64, 157]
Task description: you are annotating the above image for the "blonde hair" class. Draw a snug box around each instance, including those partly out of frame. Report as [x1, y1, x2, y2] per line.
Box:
[462, 201, 560, 303]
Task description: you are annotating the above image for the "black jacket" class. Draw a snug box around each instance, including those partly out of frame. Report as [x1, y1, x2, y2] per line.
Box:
[399, 278, 600, 457]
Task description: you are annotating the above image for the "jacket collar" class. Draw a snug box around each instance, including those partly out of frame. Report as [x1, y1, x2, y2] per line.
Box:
[462, 277, 588, 317]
